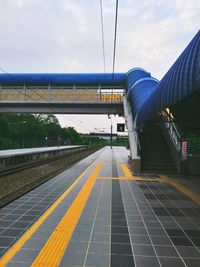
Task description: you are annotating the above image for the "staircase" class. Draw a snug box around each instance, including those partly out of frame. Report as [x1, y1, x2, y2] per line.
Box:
[140, 123, 177, 173]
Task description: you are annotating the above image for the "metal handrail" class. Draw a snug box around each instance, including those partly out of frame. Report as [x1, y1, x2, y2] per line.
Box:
[0, 85, 125, 104]
[165, 122, 181, 151]
[161, 111, 181, 152]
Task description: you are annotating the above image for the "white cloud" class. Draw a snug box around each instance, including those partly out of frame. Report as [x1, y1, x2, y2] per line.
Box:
[1, 0, 198, 76]
[115, 0, 200, 78]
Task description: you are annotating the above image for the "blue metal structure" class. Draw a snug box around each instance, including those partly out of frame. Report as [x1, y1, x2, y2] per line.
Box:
[0, 73, 125, 86]
[135, 30, 200, 129]
[124, 30, 200, 130]
[125, 68, 159, 120]
[0, 31, 199, 128]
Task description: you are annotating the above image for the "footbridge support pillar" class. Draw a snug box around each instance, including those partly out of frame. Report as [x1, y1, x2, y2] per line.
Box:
[123, 96, 141, 172]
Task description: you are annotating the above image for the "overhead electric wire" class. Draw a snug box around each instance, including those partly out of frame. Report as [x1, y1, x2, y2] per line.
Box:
[67, 116, 105, 133]
[59, 114, 111, 134]
[60, 115, 93, 132]
[112, 0, 119, 81]
[99, 0, 106, 73]
[67, 116, 92, 132]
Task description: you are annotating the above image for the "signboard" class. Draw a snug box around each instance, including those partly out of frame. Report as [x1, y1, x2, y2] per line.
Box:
[181, 140, 188, 160]
[117, 123, 125, 132]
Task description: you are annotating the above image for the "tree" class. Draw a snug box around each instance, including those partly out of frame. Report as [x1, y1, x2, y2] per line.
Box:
[61, 127, 82, 144]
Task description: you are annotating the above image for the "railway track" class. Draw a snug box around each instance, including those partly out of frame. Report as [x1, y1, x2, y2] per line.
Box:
[0, 146, 88, 178]
[0, 146, 103, 207]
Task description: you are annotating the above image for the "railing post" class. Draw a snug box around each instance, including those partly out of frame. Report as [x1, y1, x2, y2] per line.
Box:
[73, 84, 76, 102]
[48, 84, 51, 102]
[66, 86, 68, 101]
[98, 84, 101, 102]
[24, 84, 26, 101]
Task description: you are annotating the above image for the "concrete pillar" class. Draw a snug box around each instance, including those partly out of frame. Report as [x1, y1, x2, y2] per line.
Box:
[123, 96, 141, 172]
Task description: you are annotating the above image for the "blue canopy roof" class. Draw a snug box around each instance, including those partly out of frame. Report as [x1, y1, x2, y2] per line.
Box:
[0, 30, 199, 130]
[136, 30, 200, 129]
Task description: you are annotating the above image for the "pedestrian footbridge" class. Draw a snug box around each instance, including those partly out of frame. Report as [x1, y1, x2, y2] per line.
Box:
[0, 30, 199, 173]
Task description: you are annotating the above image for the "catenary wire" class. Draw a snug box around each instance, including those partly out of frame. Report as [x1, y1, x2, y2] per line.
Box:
[99, 0, 106, 73]
[112, 0, 119, 81]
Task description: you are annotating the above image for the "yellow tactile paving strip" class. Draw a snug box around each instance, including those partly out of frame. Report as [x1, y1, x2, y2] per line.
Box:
[97, 164, 160, 181]
[1, 156, 200, 267]
[97, 176, 160, 181]
[121, 163, 133, 177]
[98, 164, 200, 206]
[0, 161, 96, 267]
[31, 162, 102, 267]
[122, 163, 200, 204]
[123, 162, 200, 205]
[160, 175, 200, 206]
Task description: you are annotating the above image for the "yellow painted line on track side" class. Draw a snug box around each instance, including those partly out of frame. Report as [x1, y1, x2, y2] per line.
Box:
[31, 162, 102, 267]
[161, 175, 200, 206]
[0, 161, 96, 266]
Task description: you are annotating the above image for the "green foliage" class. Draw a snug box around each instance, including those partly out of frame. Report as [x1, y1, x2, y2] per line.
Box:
[0, 114, 11, 138]
[112, 137, 128, 146]
[0, 113, 84, 149]
[0, 113, 125, 150]
[61, 127, 82, 145]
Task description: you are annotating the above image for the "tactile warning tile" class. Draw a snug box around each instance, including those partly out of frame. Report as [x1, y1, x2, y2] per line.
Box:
[2, 147, 200, 267]
[133, 173, 160, 179]
[31, 163, 102, 266]
[0, 150, 102, 259]
[134, 180, 200, 258]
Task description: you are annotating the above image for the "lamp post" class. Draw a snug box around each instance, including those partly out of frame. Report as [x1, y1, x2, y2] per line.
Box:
[111, 123, 113, 149]
[108, 115, 113, 149]
[45, 137, 48, 147]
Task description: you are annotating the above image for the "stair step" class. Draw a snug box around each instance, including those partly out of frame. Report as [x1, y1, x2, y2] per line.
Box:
[140, 124, 177, 173]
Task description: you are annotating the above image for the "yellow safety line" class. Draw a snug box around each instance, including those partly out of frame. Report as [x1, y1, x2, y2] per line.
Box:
[161, 175, 200, 206]
[0, 161, 96, 266]
[121, 163, 133, 178]
[31, 162, 102, 267]
[121, 164, 161, 181]
[97, 176, 160, 181]
[97, 176, 131, 180]
[121, 164, 200, 204]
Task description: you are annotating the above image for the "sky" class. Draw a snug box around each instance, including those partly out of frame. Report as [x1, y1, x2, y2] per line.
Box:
[0, 0, 199, 133]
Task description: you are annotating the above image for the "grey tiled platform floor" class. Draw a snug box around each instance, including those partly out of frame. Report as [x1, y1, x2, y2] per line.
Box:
[1, 146, 200, 267]
[0, 149, 102, 258]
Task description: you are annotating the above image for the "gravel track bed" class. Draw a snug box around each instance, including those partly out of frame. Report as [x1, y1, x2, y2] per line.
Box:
[0, 147, 101, 207]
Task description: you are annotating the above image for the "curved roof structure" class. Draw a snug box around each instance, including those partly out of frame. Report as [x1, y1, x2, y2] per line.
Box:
[0, 31, 199, 129]
[136, 30, 200, 129]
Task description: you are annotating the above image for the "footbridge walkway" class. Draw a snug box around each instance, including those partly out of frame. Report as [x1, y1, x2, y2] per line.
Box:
[0, 30, 199, 173]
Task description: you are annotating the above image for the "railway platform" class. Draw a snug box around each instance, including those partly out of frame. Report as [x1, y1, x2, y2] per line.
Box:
[0, 145, 85, 169]
[0, 146, 200, 267]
